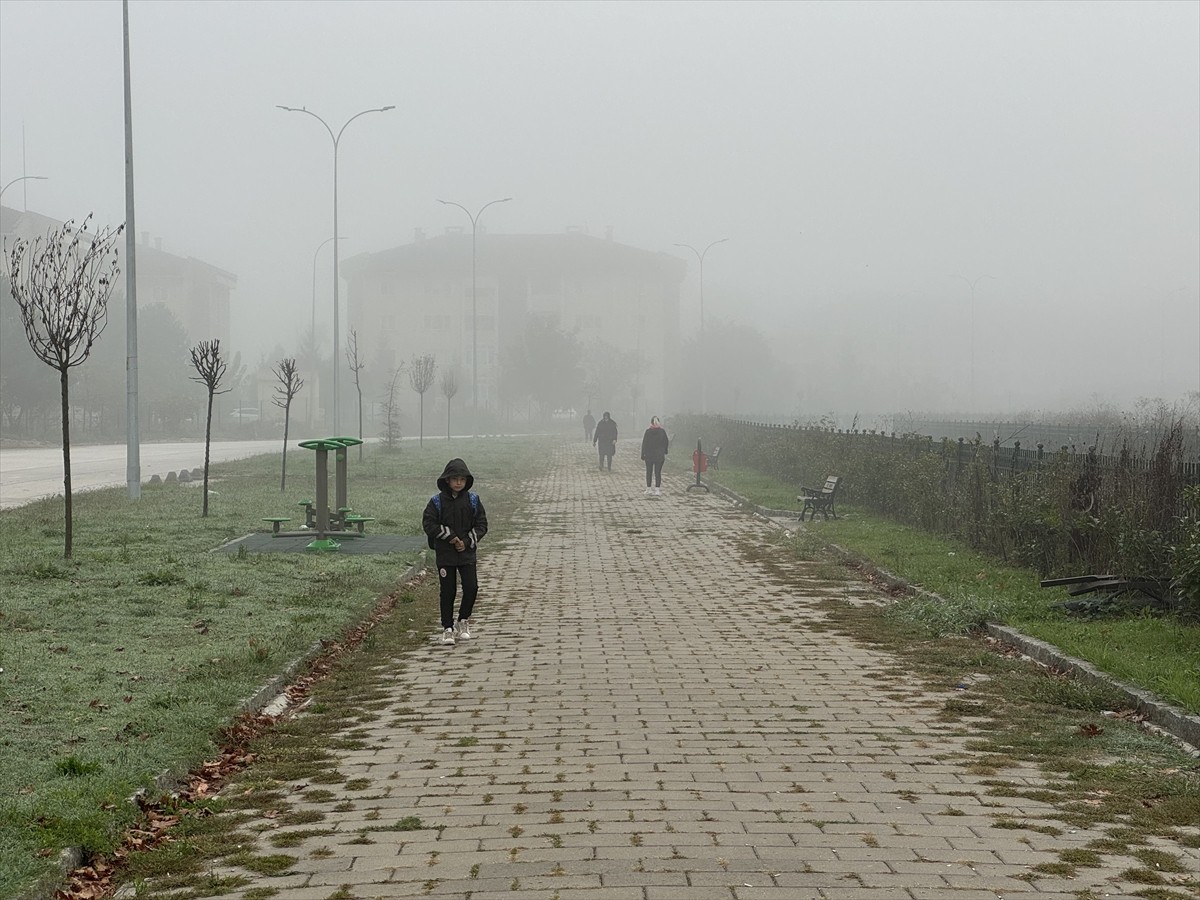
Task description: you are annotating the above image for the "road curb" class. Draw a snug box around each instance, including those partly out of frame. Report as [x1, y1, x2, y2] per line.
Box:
[29, 555, 428, 900]
[710, 479, 1200, 754]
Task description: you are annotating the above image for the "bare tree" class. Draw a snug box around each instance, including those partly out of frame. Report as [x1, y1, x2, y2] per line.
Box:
[409, 353, 437, 447]
[379, 365, 405, 451]
[346, 329, 366, 460]
[272, 357, 304, 491]
[5, 214, 123, 558]
[189, 339, 230, 517]
[440, 366, 459, 441]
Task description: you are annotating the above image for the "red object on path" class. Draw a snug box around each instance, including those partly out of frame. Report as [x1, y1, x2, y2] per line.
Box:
[693, 449, 708, 474]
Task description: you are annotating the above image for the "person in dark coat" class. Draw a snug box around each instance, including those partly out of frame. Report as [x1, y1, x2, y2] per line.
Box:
[422, 458, 489, 645]
[583, 409, 596, 442]
[592, 411, 618, 470]
[640, 416, 669, 496]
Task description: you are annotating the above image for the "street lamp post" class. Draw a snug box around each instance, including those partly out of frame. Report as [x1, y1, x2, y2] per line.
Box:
[278, 104, 394, 433]
[309, 236, 346, 430]
[0, 175, 48, 208]
[437, 197, 512, 435]
[674, 239, 728, 414]
[311, 236, 347, 350]
[956, 273, 996, 413]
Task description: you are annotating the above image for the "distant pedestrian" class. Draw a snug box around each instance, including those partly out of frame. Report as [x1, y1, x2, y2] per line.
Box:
[583, 409, 596, 442]
[422, 458, 489, 646]
[593, 411, 618, 470]
[640, 416, 669, 496]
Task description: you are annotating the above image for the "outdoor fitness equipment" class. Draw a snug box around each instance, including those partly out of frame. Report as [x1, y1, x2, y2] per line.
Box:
[297, 438, 346, 551]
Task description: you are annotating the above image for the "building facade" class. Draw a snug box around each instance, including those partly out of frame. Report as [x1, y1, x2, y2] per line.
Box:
[342, 230, 687, 419]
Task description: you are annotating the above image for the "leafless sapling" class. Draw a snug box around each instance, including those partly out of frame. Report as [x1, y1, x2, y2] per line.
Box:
[189, 339, 230, 516]
[346, 329, 365, 460]
[5, 214, 124, 558]
[272, 358, 304, 491]
[409, 353, 437, 447]
[440, 366, 459, 441]
[379, 365, 405, 451]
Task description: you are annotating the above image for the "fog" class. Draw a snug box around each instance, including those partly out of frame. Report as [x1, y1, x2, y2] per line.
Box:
[2, 0, 1197, 420]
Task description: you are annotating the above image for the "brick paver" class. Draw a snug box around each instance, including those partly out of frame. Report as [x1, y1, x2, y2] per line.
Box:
[209, 440, 1189, 899]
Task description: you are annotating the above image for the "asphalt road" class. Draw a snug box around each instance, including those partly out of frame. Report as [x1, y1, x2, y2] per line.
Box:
[0, 440, 282, 509]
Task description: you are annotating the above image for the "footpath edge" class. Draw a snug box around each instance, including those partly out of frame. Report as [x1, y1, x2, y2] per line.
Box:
[707, 480, 1200, 754]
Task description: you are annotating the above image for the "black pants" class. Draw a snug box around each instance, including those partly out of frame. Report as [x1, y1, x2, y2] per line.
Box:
[645, 458, 664, 487]
[597, 442, 614, 470]
[438, 563, 478, 629]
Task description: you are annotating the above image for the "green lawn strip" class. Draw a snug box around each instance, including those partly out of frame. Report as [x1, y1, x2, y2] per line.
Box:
[0, 435, 552, 899]
[710, 463, 1200, 715]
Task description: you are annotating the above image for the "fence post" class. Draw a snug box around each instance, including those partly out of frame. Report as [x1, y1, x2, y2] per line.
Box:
[957, 437, 965, 475]
[1013, 440, 1021, 474]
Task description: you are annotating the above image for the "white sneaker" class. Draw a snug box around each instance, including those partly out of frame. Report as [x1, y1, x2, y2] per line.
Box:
[457, 619, 472, 640]
[441, 628, 456, 645]
[654, 487, 662, 496]
[644, 487, 654, 497]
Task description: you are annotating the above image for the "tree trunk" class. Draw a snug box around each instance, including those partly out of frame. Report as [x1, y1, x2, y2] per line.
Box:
[59, 367, 73, 559]
[281, 401, 290, 492]
[202, 390, 214, 517]
[419, 393, 424, 447]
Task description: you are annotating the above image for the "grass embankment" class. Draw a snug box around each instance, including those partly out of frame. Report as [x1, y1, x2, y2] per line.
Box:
[0, 436, 551, 899]
[710, 463, 1200, 715]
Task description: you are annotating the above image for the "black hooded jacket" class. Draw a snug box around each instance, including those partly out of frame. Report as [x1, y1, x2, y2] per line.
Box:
[422, 458, 488, 566]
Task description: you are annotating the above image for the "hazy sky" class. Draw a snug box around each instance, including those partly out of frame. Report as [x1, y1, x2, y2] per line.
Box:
[2, 0, 1197, 416]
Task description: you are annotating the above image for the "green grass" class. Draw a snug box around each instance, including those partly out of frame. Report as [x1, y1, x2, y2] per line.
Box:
[0, 435, 552, 899]
[711, 462, 1200, 714]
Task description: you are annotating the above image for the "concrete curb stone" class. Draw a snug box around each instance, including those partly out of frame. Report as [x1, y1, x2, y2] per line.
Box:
[711, 479, 1200, 754]
[29, 556, 428, 900]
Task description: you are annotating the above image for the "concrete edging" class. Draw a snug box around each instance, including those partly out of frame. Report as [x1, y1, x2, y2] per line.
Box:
[983, 623, 1200, 752]
[709, 479, 1200, 753]
[28, 555, 429, 900]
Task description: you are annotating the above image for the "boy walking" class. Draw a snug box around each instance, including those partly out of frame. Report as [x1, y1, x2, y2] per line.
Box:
[422, 458, 488, 645]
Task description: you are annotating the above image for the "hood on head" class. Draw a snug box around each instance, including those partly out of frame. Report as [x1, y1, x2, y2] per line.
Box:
[437, 458, 474, 492]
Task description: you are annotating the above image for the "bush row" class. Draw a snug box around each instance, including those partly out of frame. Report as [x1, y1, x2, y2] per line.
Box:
[675, 414, 1200, 609]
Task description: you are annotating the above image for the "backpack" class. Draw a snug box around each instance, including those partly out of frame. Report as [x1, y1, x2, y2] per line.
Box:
[426, 492, 479, 548]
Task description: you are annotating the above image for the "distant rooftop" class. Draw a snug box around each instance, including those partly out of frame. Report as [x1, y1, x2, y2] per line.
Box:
[344, 230, 687, 281]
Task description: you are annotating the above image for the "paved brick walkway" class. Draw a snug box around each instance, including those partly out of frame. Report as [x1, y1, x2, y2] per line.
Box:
[208, 440, 1193, 899]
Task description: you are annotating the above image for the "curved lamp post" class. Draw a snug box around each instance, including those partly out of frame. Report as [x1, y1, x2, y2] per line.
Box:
[437, 197, 511, 435]
[956, 273, 996, 413]
[277, 104, 394, 432]
[311, 235, 347, 349]
[0, 175, 48, 208]
[674, 238, 728, 414]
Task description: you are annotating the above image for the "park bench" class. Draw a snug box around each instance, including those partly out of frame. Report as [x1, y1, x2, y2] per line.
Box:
[708, 446, 721, 470]
[798, 476, 840, 521]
